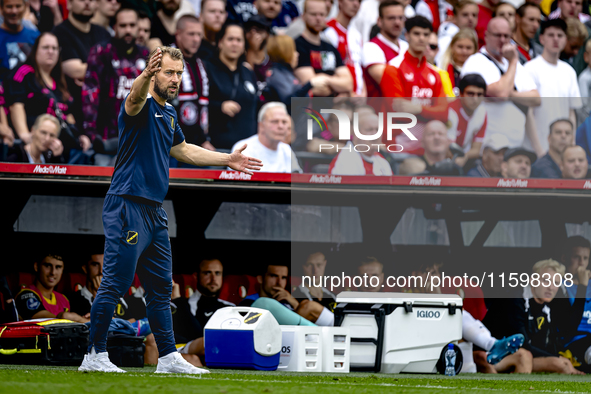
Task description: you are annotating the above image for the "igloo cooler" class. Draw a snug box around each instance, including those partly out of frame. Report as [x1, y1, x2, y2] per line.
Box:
[204, 307, 282, 370]
[334, 292, 462, 374]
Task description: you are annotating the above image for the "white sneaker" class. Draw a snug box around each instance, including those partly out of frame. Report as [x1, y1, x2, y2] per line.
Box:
[79, 351, 126, 373]
[155, 352, 210, 374]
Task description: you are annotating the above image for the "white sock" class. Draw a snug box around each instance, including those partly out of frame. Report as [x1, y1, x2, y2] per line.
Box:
[462, 310, 496, 351]
[585, 346, 591, 365]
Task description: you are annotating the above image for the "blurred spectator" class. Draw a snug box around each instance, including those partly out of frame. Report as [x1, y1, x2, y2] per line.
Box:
[206, 23, 258, 149]
[173, 259, 234, 366]
[524, 19, 581, 158]
[578, 39, 591, 123]
[561, 145, 589, 178]
[244, 15, 271, 94]
[305, 99, 351, 153]
[261, 34, 326, 110]
[198, 0, 227, 62]
[52, 0, 111, 132]
[292, 251, 336, 326]
[325, 0, 362, 95]
[135, 10, 150, 47]
[466, 133, 509, 177]
[461, 17, 540, 150]
[226, 0, 299, 33]
[501, 147, 536, 178]
[171, 15, 210, 150]
[0, 85, 14, 148]
[475, 0, 498, 48]
[231, 102, 302, 173]
[14, 252, 88, 322]
[494, 2, 516, 32]
[425, 31, 454, 97]
[484, 259, 586, 374]
[447, 74, 487, 167]
[435, 0, 478, 68]
[438, 28, 478, 92]
[5, 113, 63, 163]
[0, 275, 17, 323]
[561, 17, 588, 64]
[549, 0, 590, 23]
[329, 111, 393, 175]
[531, 118, 573, 178]
[5, 33, 79, 149]
[512, 2, 542, 65]
[294, 0, 352, 97]
[27, 0, 63, 33]
[150, 0, 195, 47]
[90, 0, 120, 35]
[82, 8, 149, 166]
[68, 252, 104, 316]
[357, 257, 384, 292]
[0, 0, 40, 80]
[362, 0, 407, 98]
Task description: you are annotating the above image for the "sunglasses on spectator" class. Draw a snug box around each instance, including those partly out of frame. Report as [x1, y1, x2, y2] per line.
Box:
[429, 44, 438, 50]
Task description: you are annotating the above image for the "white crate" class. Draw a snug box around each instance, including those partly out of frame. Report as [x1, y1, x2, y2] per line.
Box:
[321, 327, 350, 373]
[278, 326, 323, 372]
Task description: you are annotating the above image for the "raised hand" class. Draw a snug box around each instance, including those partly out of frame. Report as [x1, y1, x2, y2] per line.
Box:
[228, 144, 263, 175]
[145, 48, 163, 77]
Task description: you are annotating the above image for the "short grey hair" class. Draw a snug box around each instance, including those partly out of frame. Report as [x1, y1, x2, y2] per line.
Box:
[32, 114, 61, 136]
[258, 102, 287, 123]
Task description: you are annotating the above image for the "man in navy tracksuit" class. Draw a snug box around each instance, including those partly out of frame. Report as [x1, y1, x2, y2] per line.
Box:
[79, 46, 262, 374]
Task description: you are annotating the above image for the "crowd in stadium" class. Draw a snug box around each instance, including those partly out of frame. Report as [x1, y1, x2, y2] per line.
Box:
[0, 0, 590, 178]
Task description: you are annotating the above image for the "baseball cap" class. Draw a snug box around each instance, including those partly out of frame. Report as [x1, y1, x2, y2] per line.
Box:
[503, 147, 537, 163]
[482, 134, 510, 152]
[244, 14, 272, 32]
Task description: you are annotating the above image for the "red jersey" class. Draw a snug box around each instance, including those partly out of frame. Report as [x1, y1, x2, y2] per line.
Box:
[325, 19, 359, 94]
[447, 99, 487, 152]
[476, 5, 493, 49]
[362, 34, 408, 97]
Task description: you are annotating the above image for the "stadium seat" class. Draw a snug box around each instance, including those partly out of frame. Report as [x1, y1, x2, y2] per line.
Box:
[173, 274, 197, 298]
[219, 275, 252, 305]
[67, 273, 86, 292]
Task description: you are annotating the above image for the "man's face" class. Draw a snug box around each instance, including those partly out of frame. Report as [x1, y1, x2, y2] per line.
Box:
[407, 26, 431, 55]
[136, 17, 151, 46]
[460, 85, 485, 112]
[502, 155, 532, 178]
[338, 0, 361, 19]
[421, 123, 449, 158]
[302, 252, 327, 282]
[36, 34, 60, 71]
[97, 0, 119, 17]
[496, 4, 515, 32]
[177, 20, 203, 57]
[304, 0, 327, 35]
[114, 10, 138, 44]
[198, 259, 223, 296]
[378, 5, 405, 40]
[35, 256, 64, 290]
[482, 147, 506, 175]
[563, 36, 585, 58]
[260, 107, 290, 143]
[486, 19, 512, 57]
[256, 0, 282, 20]
[424, 32, 438, 64]
[560, 0, 582, 18]
[540, 26, 567, 55]
[260, 265, 289, 297]
[566, 246, 590, 274]
[455, 4, 478, 29]
[68, 0, 98, 17]
[562, 147, 588, 179]
[161, 0, 181, 16]
[32, 120, 59, 153]
[218, 25, 245, 60]
[548, 121, 573, 155]
[202, 0, 227, 33]
[352, 114, 380, 155]
[517, 6, 541, 40]
[153, 54, 183, 100]
[531, 267, 560, 303]
[358, 262, 384, 292]
[1, 0, 26, 28]
[84, 254, 104, 282]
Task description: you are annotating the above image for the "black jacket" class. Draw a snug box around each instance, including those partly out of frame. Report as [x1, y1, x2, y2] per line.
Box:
[261, 62, 312, 113]
[206, 56, 259, 150]
[5, 142, 64, 164]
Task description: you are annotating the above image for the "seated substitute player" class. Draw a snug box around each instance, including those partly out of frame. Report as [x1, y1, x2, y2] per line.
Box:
[80, 46, 263, 374]
[172, 258, 235, 366]
[15, 253, 88, 323]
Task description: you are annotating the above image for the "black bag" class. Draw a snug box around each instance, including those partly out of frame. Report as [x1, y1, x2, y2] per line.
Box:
[107, 334, 145, 367]
[0, 320, 88, 366]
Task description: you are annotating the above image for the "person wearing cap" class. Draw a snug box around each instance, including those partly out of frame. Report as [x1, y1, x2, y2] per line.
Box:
[531, 118, 574, 179]
[501, 147, 537, 179]
[561, 145, 589, 179]
[466, 134, 510, 177]
[245, 15, 272, 95]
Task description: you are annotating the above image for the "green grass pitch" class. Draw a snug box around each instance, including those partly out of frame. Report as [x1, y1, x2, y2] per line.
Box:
[2, 365, 591, 394]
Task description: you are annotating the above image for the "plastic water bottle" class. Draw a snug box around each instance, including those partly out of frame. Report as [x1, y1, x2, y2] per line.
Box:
[444, 343, 456, 376]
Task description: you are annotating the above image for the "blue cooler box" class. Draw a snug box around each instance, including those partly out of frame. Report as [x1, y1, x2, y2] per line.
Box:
[204, 307, 282, 370]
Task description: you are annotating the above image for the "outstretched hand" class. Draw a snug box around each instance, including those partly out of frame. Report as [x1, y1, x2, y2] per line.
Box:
[228, 144, 263, 175]
[144, 48, 162, 77]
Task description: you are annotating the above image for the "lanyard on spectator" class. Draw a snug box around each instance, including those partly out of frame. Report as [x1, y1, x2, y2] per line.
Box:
[230, 72, 239, 101]
[480, 52, 529, 116]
